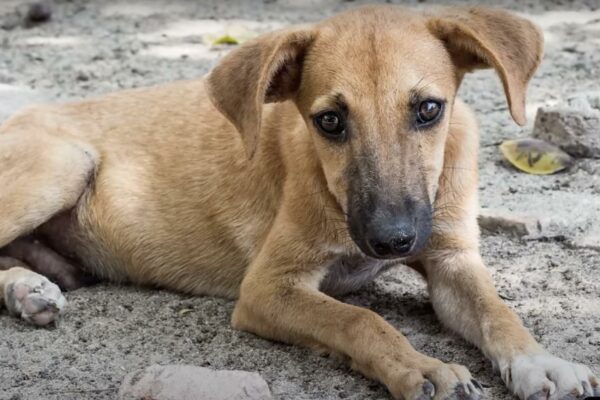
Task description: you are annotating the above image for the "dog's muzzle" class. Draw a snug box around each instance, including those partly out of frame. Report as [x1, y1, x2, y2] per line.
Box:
[348, 197, 432, 260]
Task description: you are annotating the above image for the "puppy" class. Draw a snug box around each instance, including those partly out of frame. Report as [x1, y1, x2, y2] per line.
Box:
[0, 5, 597, 400]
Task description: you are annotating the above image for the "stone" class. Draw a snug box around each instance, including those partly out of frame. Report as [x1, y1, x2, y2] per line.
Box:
[569, 225, 600, 251]
[25, 2, 52, 26]
[478, 211, 540, 238]
[481, 190, 600, 246]
[118, 364, 273, 400]
[532, 92, 600, 158]
[1, 12, 21, 31]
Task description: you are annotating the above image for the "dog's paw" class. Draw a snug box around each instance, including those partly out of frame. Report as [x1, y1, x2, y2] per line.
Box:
[402, 362, 485, 400]
[501, 353, 599, 400]
[4, 270, 66, 326]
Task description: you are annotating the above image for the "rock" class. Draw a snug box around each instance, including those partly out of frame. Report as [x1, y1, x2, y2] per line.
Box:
[478, 211, 540, 238]
[25, 2, 52, 26]
[572, 234, 600, 251]
[118, 364, 273, 400]
[532, 92, 600, 158]
[1, 12, 21, 31]
[76, 71, 90, 82]
[578, 159, 600, 175]
[481, 190, 600, 246]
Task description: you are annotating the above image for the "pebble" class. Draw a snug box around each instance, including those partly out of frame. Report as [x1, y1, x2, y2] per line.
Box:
[118, 364, 273, 400]
[25, 2, 52, 26]
[532, 92, 600, 158]
[478, 211, 539, 238]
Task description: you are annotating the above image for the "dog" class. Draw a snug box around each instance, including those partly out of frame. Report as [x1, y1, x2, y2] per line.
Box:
[0, 5, 597, 400]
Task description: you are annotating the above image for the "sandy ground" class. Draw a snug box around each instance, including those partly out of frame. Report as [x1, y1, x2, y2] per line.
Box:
[0, 1, 599, 399]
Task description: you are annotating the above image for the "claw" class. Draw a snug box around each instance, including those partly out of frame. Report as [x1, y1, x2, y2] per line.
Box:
[471, 379, 484, 392]
[443, 382, 484, 400]
[47, 300, 59, 312]
[414, 380, 435, 400]
[423, 381, 435, 397]
[456, 383, 467, 396]
[466, 382, 476, 395]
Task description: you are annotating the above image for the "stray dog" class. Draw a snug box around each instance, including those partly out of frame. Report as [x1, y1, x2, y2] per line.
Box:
[0, 5, 597, 400]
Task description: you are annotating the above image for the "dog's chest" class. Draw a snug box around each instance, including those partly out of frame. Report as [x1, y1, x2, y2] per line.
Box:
[319, 255, 396, 297]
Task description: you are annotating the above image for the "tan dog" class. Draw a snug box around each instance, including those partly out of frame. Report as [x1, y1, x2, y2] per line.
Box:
[0, 5, 597, 400]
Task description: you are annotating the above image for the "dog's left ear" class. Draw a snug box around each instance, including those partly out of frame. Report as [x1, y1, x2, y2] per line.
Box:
[206, 28, 315, 158]
[426, 7, 543, 125]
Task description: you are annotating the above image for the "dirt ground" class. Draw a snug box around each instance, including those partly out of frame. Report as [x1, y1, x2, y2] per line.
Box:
[0, 1, 599, 399]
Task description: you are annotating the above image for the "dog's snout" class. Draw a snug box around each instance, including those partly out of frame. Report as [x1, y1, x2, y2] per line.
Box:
[366, 221, 416, 258]
[347, 192, 432, 260]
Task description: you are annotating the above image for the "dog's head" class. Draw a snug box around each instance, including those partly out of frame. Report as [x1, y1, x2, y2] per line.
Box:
[207, 6, 543, 259]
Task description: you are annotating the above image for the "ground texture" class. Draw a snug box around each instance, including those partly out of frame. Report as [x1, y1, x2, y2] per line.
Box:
[0, 1, 599, 399]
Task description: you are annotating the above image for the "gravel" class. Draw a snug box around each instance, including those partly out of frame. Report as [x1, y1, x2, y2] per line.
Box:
[0, 1, 598, 399]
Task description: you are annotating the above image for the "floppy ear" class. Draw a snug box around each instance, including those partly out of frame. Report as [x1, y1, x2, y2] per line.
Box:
[206, 28, 315, 158]
[426, 7, 544, 125]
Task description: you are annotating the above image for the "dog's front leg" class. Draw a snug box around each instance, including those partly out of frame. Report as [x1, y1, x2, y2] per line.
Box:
[424, 100, 599, 399]
[421, 247, 599, 399]
[233, 212, 485, 400]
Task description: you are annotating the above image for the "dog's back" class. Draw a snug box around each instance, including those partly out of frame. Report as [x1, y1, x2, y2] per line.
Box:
[0, 79, 298, 298]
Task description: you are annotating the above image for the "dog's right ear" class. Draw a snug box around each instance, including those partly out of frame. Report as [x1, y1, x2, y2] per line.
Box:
[206, 28, 315, 159]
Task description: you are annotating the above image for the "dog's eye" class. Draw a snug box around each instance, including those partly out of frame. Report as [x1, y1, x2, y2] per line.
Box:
[416, 100, 443, 125]
[314, 111, 346, 141]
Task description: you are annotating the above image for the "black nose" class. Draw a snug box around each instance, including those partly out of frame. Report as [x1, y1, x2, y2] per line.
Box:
[367, 229, 416, 258]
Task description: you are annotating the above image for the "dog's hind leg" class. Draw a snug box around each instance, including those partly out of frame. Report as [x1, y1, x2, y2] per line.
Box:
[0, 236, 97, 291]
[0, 130, 97, 247]
[0, 256, 28, 270]
[0, 266, 66, 326]
[0, 120, 98, 326]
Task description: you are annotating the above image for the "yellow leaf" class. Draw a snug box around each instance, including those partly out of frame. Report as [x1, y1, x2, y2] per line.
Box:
[212, 35, 239, 45]
[500, 138, 573, 175]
